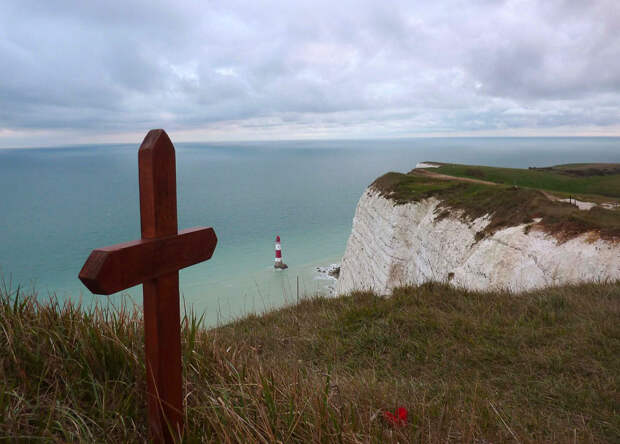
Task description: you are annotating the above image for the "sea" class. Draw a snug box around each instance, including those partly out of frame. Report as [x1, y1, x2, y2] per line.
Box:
[1, 137, 619, 325]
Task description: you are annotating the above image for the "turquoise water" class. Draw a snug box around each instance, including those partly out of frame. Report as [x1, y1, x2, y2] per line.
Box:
[1, 137, 619, 324]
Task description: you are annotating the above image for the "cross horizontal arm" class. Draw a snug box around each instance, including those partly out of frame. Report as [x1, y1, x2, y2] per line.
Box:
[79, 227, 217, 295]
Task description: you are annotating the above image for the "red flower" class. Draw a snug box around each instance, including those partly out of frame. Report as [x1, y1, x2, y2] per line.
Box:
[383, 406, 408, 426]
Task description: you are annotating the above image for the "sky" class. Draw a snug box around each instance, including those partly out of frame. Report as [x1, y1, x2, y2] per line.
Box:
[1, 0, 619, 147]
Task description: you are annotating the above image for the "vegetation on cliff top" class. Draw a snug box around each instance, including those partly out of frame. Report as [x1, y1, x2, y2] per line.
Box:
[1, 281, 619, 442]
[425, 162, 620, 199]
[371, 163, 620, 241]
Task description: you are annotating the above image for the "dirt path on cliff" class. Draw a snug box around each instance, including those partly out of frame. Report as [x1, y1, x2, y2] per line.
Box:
[540, 190, 561, 202]
[414, 168, 612, 211]
[412, 169, 498, 186]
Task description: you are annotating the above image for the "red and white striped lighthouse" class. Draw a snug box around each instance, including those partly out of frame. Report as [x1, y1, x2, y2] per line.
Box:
[275, 236, 282, 263]
[274, 235, 288, 269]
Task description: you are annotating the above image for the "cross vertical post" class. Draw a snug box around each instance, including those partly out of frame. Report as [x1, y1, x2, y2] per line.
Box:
[78, 129, 217, 443]
[139, 130, 183, 442]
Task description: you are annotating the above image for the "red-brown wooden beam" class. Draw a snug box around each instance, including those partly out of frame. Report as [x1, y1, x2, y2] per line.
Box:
[139, 130, 183, 443]
[78, 227, 217, 295]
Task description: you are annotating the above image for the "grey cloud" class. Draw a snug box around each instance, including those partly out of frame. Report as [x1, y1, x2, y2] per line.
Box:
[1, 0, 619, 144]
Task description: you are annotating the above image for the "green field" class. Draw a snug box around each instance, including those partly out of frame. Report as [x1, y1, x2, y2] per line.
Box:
[371, 164, 620, 241]
[424, 162, 620, 199]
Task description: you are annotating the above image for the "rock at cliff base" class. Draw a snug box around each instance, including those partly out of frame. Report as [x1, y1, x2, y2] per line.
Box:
[316, 264, 340, 279]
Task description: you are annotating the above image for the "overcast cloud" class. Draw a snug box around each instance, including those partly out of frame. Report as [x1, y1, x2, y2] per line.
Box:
[1, 0, 619, 147]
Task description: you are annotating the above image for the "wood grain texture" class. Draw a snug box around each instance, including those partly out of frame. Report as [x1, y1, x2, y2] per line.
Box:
[78, 227, 217, 295]
[139, 129, 178, 239]
[138, 129, 183, 444]
[143, 272, 183, 442]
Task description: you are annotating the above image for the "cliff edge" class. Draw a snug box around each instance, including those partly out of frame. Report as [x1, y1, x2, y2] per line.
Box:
[337, 162, 620, 295]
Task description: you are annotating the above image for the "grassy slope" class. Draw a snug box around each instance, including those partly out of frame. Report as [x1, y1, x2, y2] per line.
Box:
[371, 169, 620, 241]
[1, 283, 619, 443]
[427, 162, 620, 199]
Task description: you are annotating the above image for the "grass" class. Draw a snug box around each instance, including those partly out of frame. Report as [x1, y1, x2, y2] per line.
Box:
[371, 171, 620, 241]
[1, 280, 619, 442]
[424, 162, 620, 199]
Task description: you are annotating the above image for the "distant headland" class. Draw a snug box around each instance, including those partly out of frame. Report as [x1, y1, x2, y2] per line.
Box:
[337, 162, 620, 295]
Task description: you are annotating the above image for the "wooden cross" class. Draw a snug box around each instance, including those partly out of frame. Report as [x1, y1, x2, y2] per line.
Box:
[78, 129, 217, 443]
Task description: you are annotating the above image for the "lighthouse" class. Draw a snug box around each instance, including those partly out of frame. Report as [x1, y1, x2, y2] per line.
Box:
[274, 235, 288, 269]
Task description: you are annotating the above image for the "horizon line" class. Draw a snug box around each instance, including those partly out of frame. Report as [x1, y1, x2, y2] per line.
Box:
[2, 133, 620, 151]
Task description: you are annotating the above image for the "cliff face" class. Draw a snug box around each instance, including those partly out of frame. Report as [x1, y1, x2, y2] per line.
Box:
[336, 189, 620, 295]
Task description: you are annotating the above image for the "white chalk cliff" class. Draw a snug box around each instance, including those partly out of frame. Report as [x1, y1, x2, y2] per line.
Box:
[336, 188, 620, 295]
